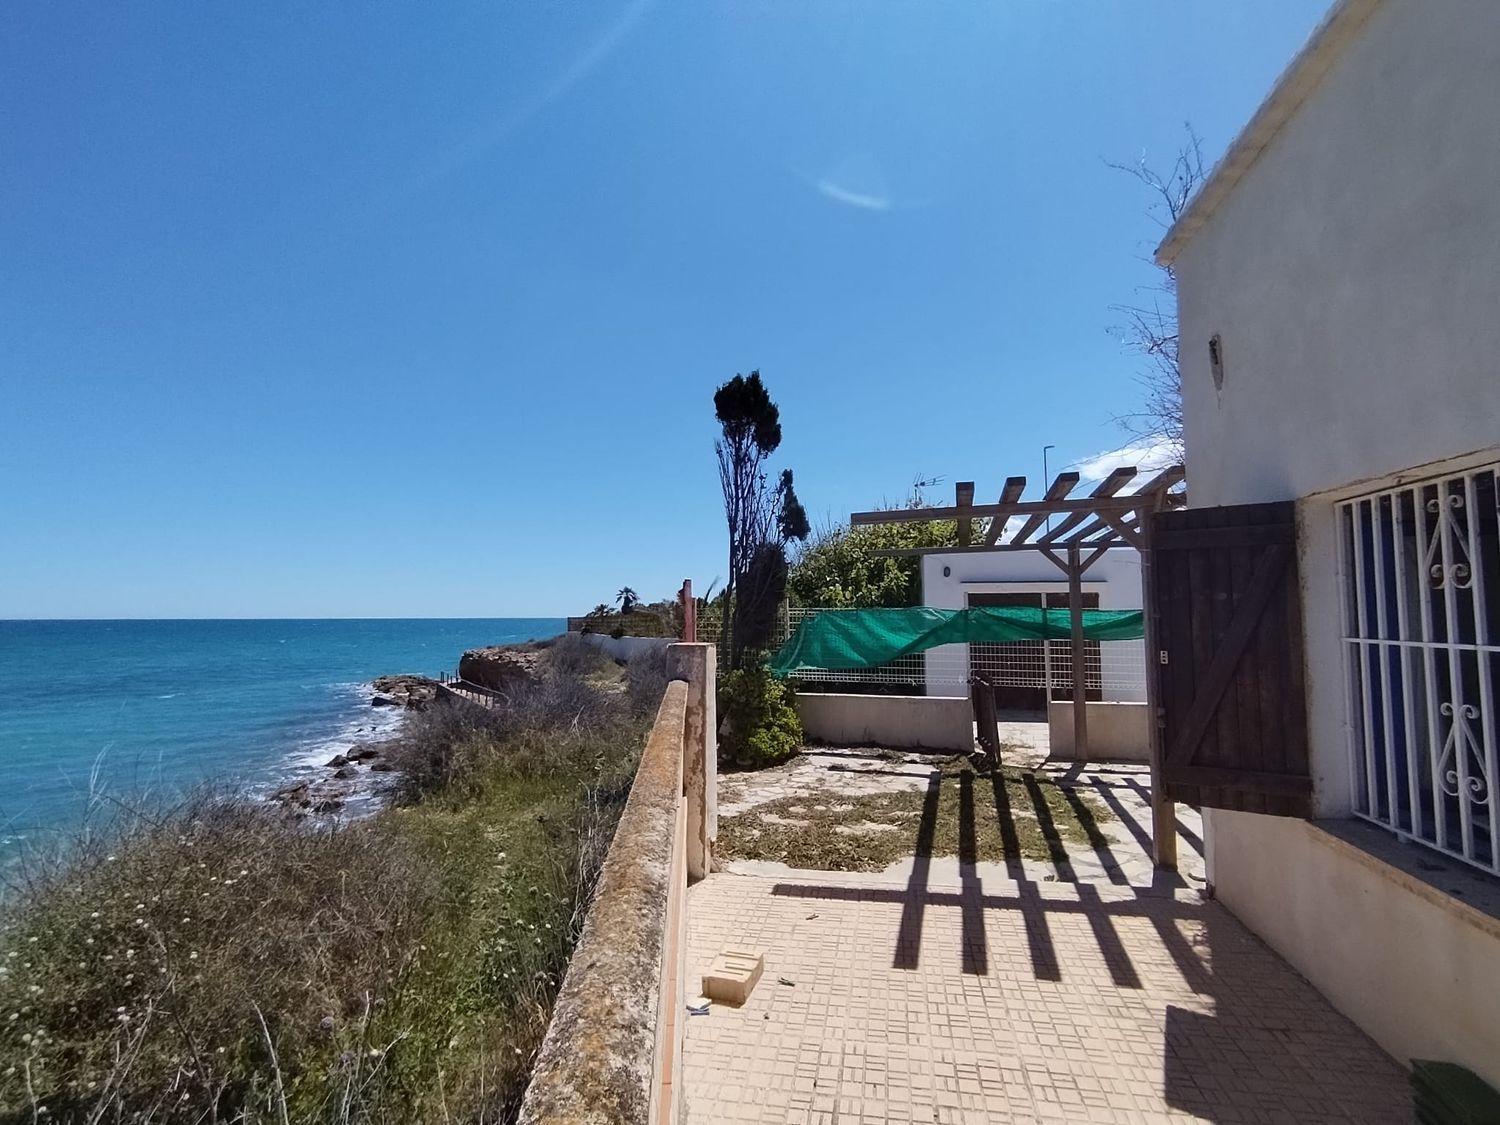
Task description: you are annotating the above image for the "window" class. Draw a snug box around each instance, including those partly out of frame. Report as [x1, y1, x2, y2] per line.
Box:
[1339, 462, 1500, 874]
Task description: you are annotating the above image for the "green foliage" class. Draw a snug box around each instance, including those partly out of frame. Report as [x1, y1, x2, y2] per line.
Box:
[718, 667, 803, 769]
[734, 542, 788, 654]
[788, 516, 965, 608]
[713, 370, 781, 454]
[0, 671, 650, 1122]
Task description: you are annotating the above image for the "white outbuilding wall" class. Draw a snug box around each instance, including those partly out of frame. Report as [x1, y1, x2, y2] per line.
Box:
[919, 548, 1144, 701]
[1167, 0, 1500, 1086]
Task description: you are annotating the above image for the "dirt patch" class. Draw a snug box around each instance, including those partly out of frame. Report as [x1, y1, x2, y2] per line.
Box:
[716, 763, 1111, 873]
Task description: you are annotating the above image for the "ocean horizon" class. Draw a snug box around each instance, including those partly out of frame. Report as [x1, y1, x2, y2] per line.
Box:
[0, 617, 566, 859]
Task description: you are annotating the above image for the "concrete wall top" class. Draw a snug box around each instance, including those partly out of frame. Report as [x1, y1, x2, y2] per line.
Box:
[518, 681, 687, 1124]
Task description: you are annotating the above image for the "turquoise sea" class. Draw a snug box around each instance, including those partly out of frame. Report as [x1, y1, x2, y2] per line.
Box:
[0, 618, 563, 858]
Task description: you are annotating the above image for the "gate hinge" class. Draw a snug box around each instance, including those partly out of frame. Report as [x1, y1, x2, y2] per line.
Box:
[1158, 650, 1169, 665]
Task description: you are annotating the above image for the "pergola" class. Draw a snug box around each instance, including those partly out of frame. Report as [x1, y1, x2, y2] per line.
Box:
[849, 463, 1186, 869]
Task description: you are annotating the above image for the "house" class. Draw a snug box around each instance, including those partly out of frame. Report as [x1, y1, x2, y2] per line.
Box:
[1158, 0, 1500, 1086]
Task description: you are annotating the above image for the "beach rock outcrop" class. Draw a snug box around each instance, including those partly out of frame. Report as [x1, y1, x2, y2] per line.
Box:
[369, 675, 441, 711]
[457, 646, 542, 694]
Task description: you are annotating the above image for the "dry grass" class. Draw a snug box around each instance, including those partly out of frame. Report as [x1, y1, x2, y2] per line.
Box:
[0, 656, 654, 1124]
[716, 762, 1112, 873]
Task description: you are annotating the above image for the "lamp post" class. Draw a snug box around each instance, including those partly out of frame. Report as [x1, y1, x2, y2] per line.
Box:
[1042, 444, 1056, 534]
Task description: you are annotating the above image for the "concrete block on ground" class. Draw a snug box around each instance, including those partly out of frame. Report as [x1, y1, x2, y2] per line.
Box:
[701, 949, 763, 1007]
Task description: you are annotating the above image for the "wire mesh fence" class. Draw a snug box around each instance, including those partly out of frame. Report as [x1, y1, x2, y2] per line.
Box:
[701, 606, 1148, 699]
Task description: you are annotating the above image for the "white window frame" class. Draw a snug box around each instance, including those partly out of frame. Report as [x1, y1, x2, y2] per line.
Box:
[1336, 459, 1500, 875]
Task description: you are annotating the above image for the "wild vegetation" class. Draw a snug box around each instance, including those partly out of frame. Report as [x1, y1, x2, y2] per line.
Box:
[0, 635, 671, 1124]
[716, 667, 802, 770]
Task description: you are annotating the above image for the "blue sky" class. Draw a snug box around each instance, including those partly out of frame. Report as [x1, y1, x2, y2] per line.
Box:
[2, 2, 1327, 618]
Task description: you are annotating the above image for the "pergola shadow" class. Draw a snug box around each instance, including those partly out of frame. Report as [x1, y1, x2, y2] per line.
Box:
[761, 771, 1405, 1122]
[768, 767, 1207, 990]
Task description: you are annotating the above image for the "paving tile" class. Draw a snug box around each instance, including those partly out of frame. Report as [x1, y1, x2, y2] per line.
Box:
[684, 752, 1411, 1123]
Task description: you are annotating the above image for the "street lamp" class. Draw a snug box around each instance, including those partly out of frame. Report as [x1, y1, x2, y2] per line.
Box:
[1042, 444, 1056, 535]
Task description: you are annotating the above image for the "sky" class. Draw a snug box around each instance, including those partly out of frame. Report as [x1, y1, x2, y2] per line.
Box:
[2, 1, 1330, 618]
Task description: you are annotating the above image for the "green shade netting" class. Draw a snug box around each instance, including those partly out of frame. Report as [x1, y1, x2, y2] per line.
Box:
[768, 606, 1145, 677]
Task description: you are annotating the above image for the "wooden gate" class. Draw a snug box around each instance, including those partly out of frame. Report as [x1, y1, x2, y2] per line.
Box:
[1149, 501, 1312, 817]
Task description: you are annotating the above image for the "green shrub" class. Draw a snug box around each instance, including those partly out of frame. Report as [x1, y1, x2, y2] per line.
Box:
[718, 667, 803, 769]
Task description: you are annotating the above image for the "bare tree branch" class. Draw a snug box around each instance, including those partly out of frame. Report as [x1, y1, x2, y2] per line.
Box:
[1107, 125, 1206, 461]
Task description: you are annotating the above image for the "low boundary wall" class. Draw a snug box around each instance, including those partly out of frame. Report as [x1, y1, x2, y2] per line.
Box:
[796, 692, 973, 752]
[519, 644, 715, 1125]
[1046, 700, 1150, 761]
[578, 633, 676, 662]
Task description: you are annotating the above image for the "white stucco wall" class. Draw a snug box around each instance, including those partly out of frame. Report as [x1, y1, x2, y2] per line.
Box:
[796, 693, 973, 752]
[919, 548, 1145, 702]
[1174, 0, 1500, 513]
[1171, 0, 1500, 1084]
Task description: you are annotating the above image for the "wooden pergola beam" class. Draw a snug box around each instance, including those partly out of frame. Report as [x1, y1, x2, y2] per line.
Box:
[1131, 464, 1187, 500]
[1038, 467, 1137, 545]
[1005, 472, 1082, 547]
[851, 491, 1150, 524]
[955, 481, 975, 546]
[870, 537, 1127, 558]
[981, 476, 1028, 546]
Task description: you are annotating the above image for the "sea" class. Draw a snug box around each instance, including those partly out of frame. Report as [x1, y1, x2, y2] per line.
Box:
[0, 618, 564, 862]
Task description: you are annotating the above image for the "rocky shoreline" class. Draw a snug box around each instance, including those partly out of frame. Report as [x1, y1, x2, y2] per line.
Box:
[269, 673, 443, 816]
[267, 639, 569, 818]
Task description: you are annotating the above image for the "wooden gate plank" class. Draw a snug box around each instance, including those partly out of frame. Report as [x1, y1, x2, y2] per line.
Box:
[1166, 544, 1293, 766]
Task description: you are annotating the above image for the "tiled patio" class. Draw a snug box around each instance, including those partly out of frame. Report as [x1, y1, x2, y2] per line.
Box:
[684, 748, 1411, 1123]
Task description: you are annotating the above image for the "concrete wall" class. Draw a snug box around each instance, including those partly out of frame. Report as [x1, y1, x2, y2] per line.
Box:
[1211, 812, 1500, 1087]
[578, 632, 674, 663]
[919, 548, 1145, 701]
[1172, 0, 1500, 1084]
[1047, 701, 1150, 762]
[520, 645, 717, 1124]
[797, 693, 973, 752]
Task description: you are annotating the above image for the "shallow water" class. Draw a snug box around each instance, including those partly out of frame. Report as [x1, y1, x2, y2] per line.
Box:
[0, 618, 563, 855]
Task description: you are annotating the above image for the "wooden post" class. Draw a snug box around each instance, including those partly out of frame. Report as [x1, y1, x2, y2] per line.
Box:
[1067, 543, 1089, 762]
[679, 579, 696, 643]
[1138, 507, 1179, 870]
[955, 481, 975, 547]
[668, 642, 716, 882]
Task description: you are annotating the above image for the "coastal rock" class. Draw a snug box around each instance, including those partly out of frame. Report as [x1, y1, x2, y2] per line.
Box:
[371, 694, 398, 708]
[457, 646, 542, 694]
[369, 675, 441, 711]
[369, 760, 395, 773]
[346, 745, 379, 762]
[326, 754, 349, 768]
[333, 766, 357, 780]
[271, 781, 310, 805]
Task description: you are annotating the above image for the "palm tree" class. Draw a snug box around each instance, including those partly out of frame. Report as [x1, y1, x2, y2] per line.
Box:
[616, 587, 640, 615]
[587, 603, 613, 618]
